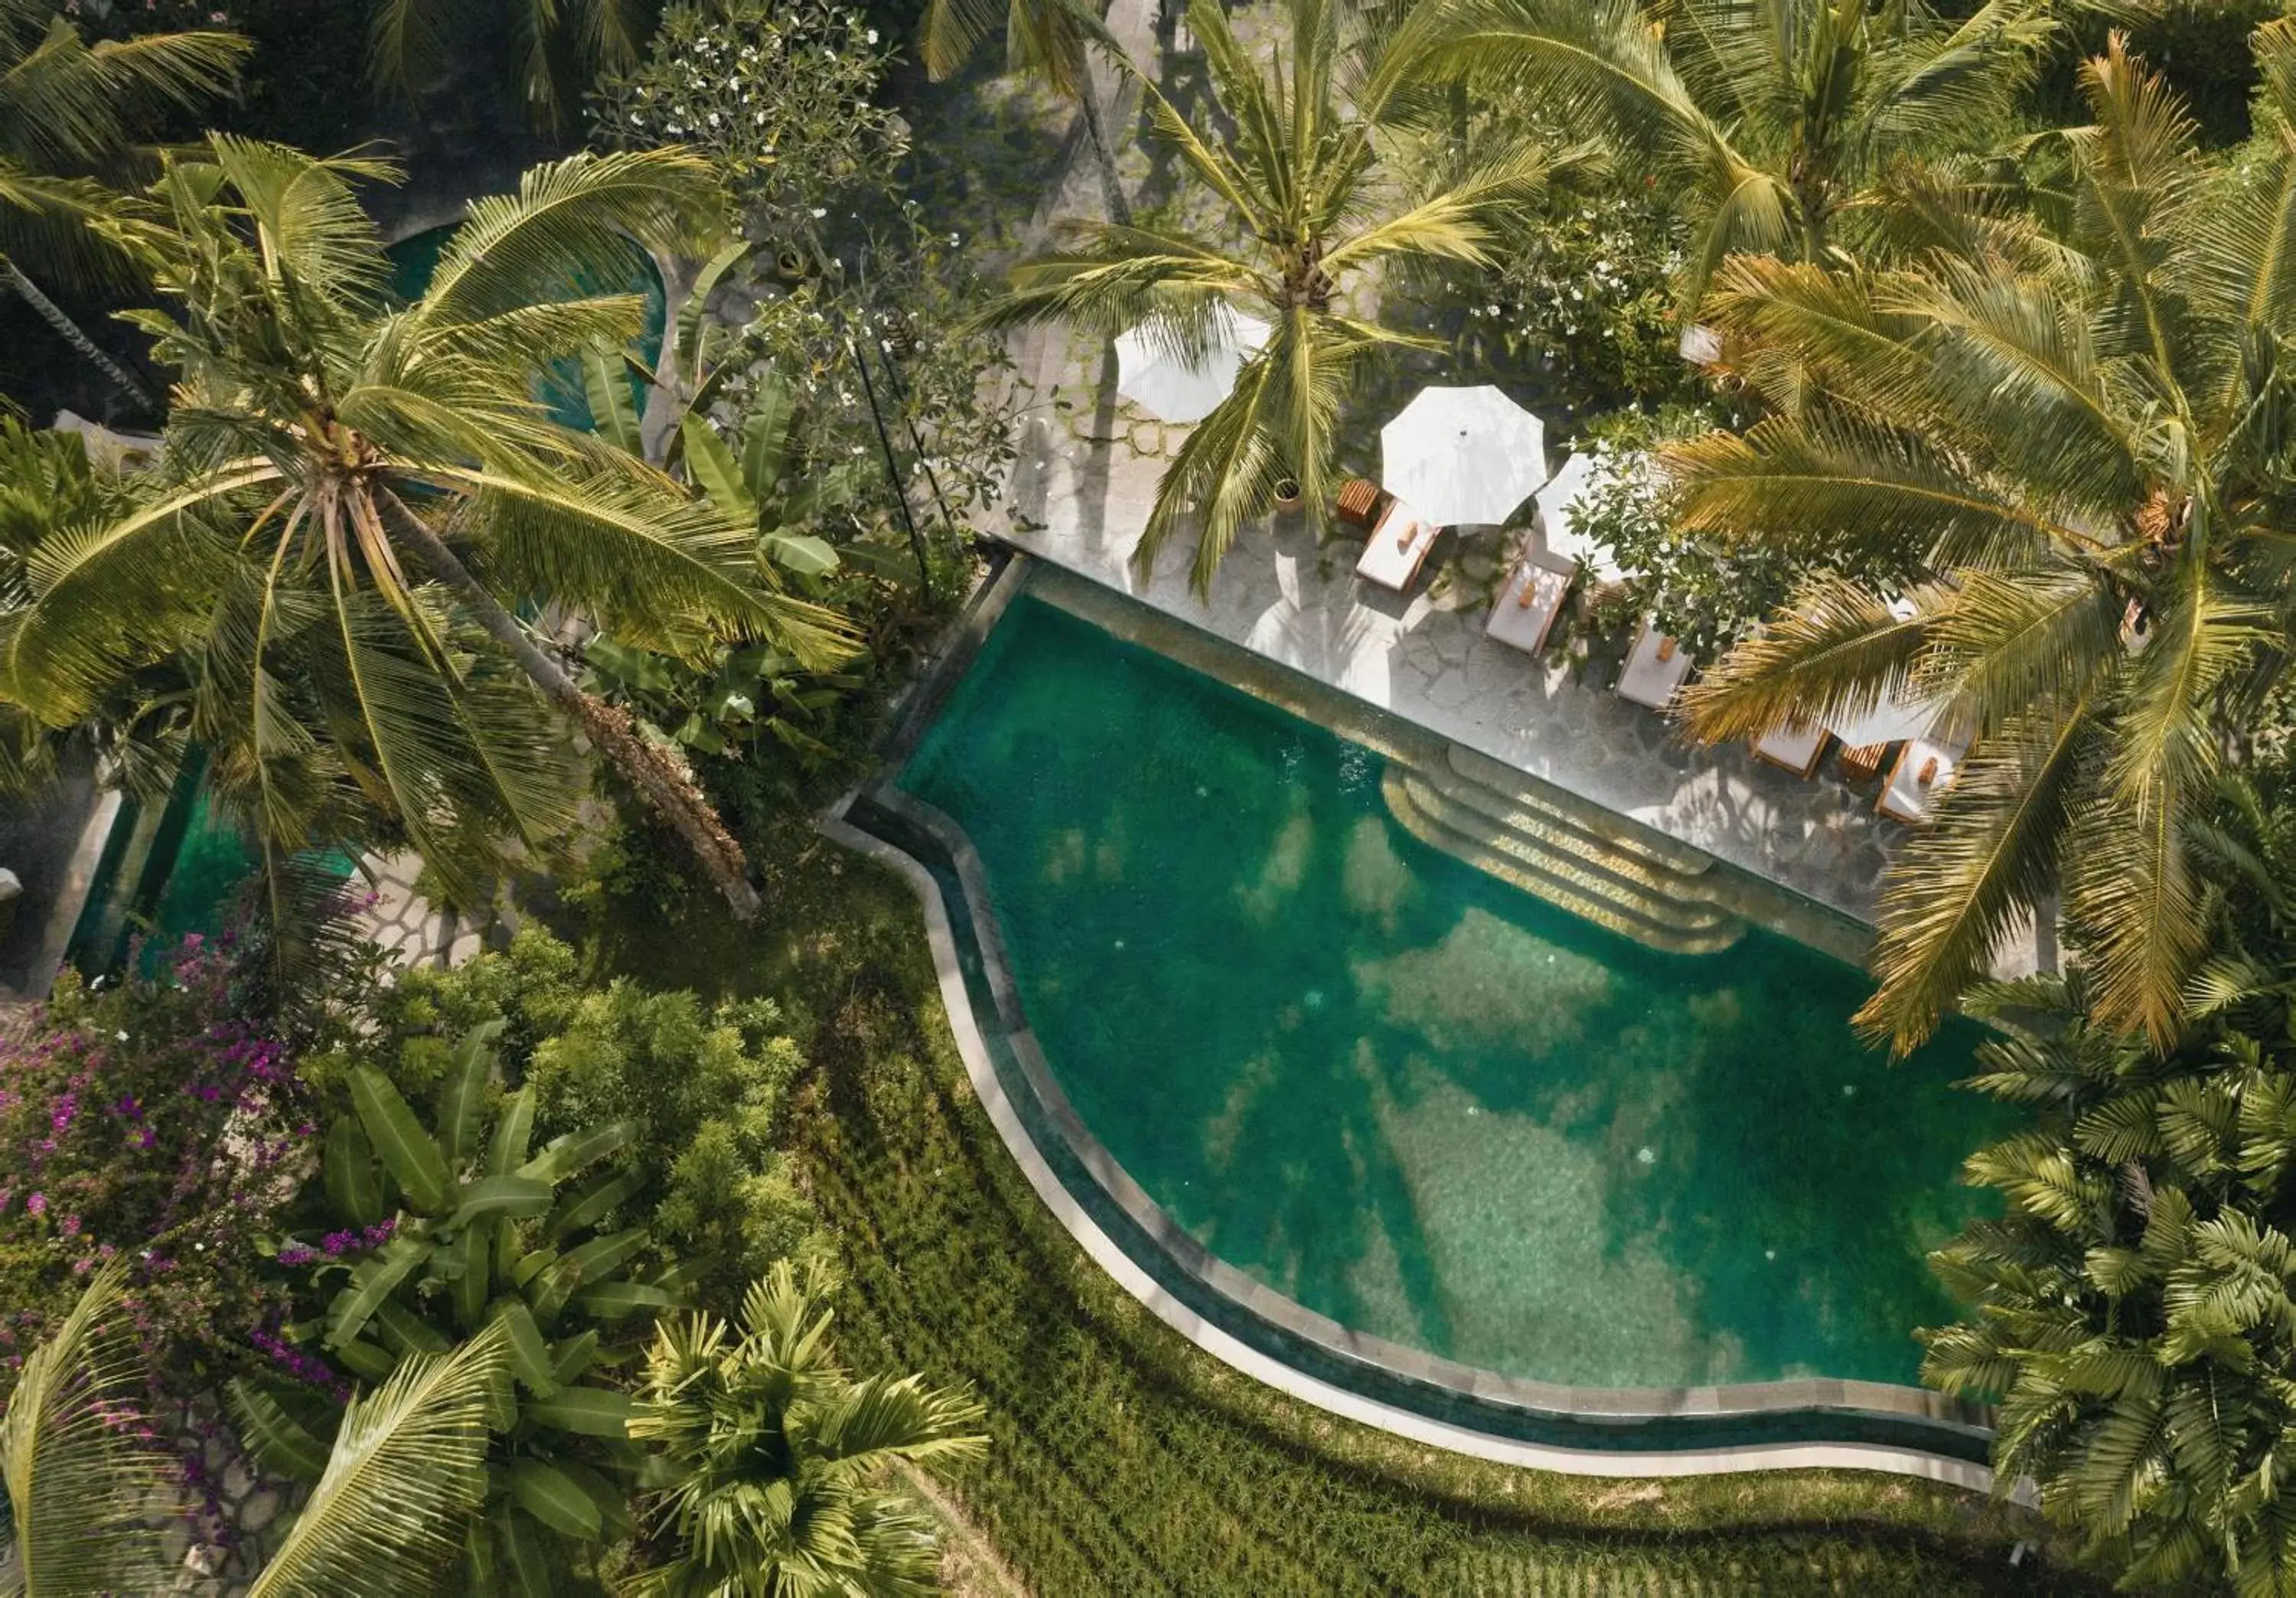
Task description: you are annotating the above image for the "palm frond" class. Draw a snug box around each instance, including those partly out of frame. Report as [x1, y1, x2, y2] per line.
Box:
[0, 1259, 177, 1597]
[246, 1322, 508, 1598]
[406, 151, 722, 337]
[1860, 701, 2101, 1054]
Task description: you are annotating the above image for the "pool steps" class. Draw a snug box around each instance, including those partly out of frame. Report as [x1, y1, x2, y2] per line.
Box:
[1383, 752, 1747, 956]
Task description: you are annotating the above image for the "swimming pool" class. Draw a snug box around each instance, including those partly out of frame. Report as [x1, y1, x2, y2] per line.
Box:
[878, 582, 2007, 1441]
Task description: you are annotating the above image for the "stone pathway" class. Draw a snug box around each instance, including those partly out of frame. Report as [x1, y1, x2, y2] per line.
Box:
[351, 850, 481, 970]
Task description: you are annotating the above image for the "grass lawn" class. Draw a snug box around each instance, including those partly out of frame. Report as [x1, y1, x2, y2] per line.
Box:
[576, 826, 2107, 1596]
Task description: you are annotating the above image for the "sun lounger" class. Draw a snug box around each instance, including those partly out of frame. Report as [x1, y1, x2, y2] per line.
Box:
[1618, 621, 1693, 712]
[1354, 496, 1437, 592]
[1877, 732, 1970, 823]
[1486, 549, 1576, 655]
[1752, 720, 1829, 778]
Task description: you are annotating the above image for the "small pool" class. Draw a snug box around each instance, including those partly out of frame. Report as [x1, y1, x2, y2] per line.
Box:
[893, 593, 2006, 1396]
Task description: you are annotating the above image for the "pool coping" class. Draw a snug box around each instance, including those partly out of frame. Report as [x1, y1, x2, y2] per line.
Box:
[822, 560, 2005, 1488]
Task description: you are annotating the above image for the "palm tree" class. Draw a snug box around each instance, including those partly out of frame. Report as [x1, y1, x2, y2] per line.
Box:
[627, 1262, 987, 1596]
[370, 0, 644, 135]
[1658, 28, 2296, 1052]
[1397, 0, 2060, 299]
[0, 0, 247, 405]
[2, 1261, 514, 1598]
[1920, 959, 2296, 1595]
[988, 0, 1567, 592]
[921, 0, 1134, 224]
[0, 139, 852, 924]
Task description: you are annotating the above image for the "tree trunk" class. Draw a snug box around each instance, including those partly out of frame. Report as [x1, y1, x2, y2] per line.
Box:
[2, 260, 157, 412]
[384, 500, 765, 921]
[1078, 83, 1133, 227]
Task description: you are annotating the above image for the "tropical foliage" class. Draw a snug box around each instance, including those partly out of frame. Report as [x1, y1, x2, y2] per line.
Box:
[990, 0, 1569, 592]
[0, 139, 853, 926]
[918, 0, 1132, 223]
[5, 1259, 512, 1598]
[1664, 27, 2296, 1051]
[242, 1019, 679, 1590]
[1920, 951, 2296, 1593]
[370, 0, 642, 133]
[627, 1261, 986, 1596]
[0, 0, 246, 404]
[0, 1257, 175, 1598]
[1399, 0, 2062, 299]
[0, 422, 183, 797]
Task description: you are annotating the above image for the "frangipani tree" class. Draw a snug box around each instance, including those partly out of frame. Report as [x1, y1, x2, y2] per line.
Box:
[989, 0, 1567, 592]
[0, 140, 851, 924]
[1397, 0, 2063, 299]
[1665, 29, 2296, 1050]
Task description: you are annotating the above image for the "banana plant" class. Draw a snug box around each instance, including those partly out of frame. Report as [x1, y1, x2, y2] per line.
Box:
[579, 346, 882, 763]
[233, 1022, 687, 1593]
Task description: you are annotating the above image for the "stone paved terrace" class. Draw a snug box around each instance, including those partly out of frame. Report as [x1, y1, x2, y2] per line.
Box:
[1000, 328, 1901, 928]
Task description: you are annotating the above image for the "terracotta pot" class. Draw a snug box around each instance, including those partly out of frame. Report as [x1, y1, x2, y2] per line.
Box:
[775, 248, 811, 282]
[1273, 477, 1302, 508]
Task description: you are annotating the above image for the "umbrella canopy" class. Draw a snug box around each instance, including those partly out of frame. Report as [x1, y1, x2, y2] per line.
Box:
[1380, 385, 1548, 527]
[1114, 307, 1272, 423]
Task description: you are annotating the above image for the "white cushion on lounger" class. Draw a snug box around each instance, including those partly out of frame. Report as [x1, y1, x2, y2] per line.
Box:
[1486, 550, 1575, 654]
[1618, 623, 1693, 711]
[1354, 497, 1437, 592]
[1878, 732, 1969, 823]
[1753, 720, 1827, 777]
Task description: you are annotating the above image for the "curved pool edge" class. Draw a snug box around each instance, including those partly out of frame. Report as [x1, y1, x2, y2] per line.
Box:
[820, 788, 2007, 1490]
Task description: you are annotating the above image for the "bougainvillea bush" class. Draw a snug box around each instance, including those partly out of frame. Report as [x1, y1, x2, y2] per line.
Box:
[0, 936, 315, 1391]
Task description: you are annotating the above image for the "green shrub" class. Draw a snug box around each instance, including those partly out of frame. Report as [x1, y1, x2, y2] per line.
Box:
[331, 925, 819, 1304]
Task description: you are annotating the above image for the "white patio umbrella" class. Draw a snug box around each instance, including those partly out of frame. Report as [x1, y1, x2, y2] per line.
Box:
[1114, 306, 1272, 423]
[1380, 385, 1548, 527]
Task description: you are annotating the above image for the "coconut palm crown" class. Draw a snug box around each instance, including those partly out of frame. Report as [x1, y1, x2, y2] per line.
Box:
[1397, 0, 2061, 301]
[627, 1262, 987, 1597]
[0, 139, 850, 925]
[986, 0, 1569, 593]
[1665, 28, 2296, 1051]
[0, 0, 248, 402]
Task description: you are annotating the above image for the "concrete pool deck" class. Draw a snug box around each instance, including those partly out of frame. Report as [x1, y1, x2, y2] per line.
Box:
[1000, 350, 1898, 928]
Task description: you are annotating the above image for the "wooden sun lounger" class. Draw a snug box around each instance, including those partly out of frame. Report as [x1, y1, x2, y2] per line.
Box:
[1617, 621, 1693, 712]
[1354, 497, 1437, 592]
[1752, 720, 1829, 778]
[1486, 549, 1576, 655]
[1877, 733, 1969, 823]
[1838, 742, 1888, 783]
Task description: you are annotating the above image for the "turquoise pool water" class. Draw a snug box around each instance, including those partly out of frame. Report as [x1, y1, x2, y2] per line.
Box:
[897, 595, 2007, 1391]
